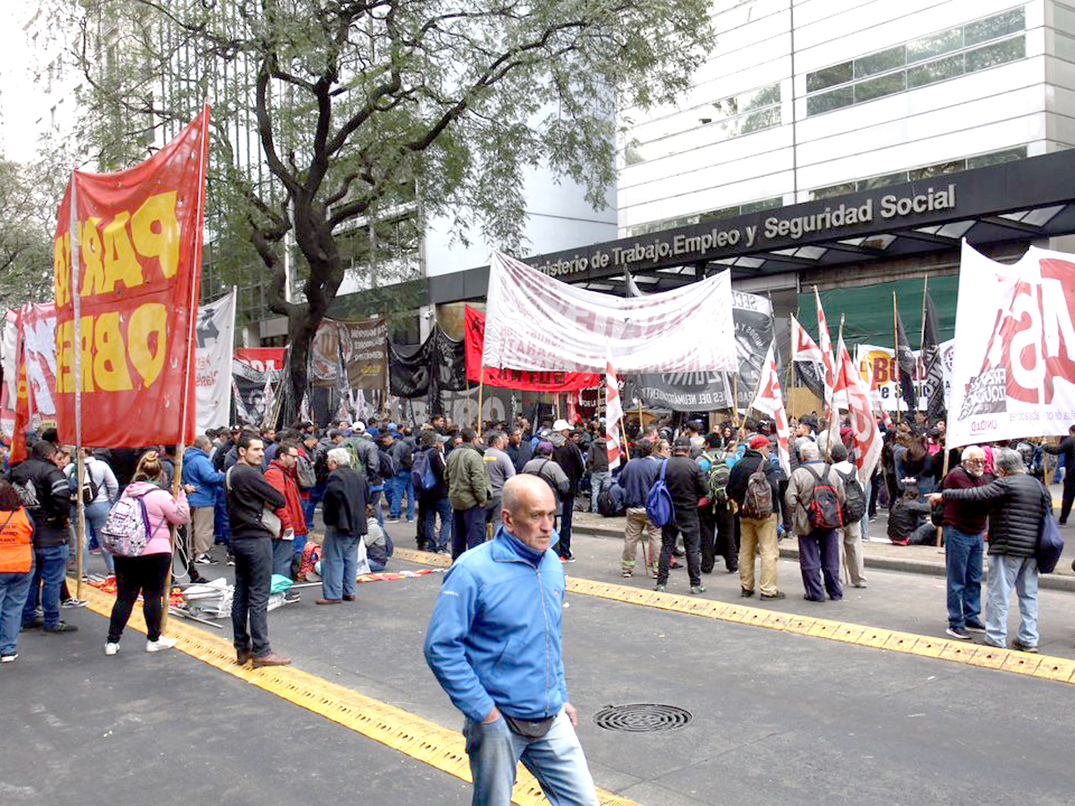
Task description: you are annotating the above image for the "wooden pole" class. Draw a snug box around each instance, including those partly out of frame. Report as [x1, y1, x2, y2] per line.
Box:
[69, 171, 85, 600]
[476, 376, 485, 436]
[732, 375, 739, 429]
[159, 445, 186, 634]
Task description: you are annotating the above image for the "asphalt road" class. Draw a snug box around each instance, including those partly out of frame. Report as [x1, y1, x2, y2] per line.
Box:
[6, 530, 1075, 806]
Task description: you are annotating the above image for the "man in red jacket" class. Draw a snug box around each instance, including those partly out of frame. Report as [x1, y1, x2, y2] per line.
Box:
[264, 441, 308, 580]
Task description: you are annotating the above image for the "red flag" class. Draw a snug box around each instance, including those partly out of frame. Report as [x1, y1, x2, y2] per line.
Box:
[53, 107, 210, 447]
[750, 341, 791, 477]
[838, 338, 882, 482]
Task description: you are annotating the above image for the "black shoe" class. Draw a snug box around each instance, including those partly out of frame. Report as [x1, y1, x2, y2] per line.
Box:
[726, 565, 739, 573]
[740, 589, 754, 597]
[964, 620, 986, 633]
[43, 622, 79, 633]
[189, 572, 210, 584]
[21, 617, 43, 631]
[760, 591, 786, 600]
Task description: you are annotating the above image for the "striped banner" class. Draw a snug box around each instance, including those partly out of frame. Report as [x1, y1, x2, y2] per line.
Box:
[605, 358, 623, 471]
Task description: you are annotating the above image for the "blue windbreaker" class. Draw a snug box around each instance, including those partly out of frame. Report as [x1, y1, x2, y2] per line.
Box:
[182, 447, 224, 508]
[424, 526, 568, 722]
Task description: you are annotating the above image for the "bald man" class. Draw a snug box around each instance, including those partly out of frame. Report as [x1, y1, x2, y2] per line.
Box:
[424, 475, 598, 806]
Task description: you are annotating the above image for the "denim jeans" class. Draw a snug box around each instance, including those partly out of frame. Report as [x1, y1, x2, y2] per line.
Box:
[84, 500, 114, 574]
[0, 566, 34, 655]
[369, 487, 385, 526]
[452, 506, 487, 559]
[944, 526, 983, 629]
[271, 538, 295, 579]
[462, 711, 599, 806]
[213, 487, 231, 546]
[321, 526, 360, 600]
[231, 536, 274, 657]
[985, 554, 1039, 648]
[589, 472, 610, 513]
[23, 544, 68, 629]
[423, 495, 452, 551]
[557, 494, 576, 558]
[798, 528, 842, 601]
[390, 470, 415, 520]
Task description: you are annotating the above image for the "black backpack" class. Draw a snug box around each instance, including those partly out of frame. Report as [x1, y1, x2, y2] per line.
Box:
[836, 467, 866, 523]
[524, 459, 560, 505]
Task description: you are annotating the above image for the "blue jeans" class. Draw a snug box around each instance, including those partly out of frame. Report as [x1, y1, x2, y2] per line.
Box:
[231, 536, 273, 657]
[390, 471, 415, 520]
[557, 494, 576, 558]
[798, 528, 842, 601]
[0, 566, 34, 655]
[321, 526, 360, 600]
[23, 544, 68, 629]
[589, 472, 610, 513]
[985, 554, 1039, 648]
[424, 495, 452, 551]
[463, 711, 599, 806]
[214, 487, 231, 546]
[271, 538, 295, 579]
[370, 487, 385, 526]
[944, 526, 983, 629]
[85, 500, 115, 574]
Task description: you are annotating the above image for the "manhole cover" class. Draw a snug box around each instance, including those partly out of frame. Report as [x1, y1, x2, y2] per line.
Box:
[592, 704, 693, 732]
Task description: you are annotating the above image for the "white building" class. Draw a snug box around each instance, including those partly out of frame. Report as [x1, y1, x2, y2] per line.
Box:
[617, 0, 1068, 237]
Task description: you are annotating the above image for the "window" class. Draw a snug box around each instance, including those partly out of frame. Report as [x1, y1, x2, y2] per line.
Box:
[805, 7, 1026, 117]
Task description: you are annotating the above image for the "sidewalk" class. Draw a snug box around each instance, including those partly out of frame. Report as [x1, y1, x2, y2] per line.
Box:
[570, 501, 1075, 592]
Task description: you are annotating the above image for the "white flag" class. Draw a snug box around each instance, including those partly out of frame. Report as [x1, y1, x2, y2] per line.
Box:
[750, 341, 791, 477]
[194, 289, 235, 436]
[605, 356, 623, 471]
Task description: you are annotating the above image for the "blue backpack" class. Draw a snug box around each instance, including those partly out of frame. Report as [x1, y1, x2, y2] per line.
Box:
[646, 460, 674, 528]
[411, 449, 437, 493]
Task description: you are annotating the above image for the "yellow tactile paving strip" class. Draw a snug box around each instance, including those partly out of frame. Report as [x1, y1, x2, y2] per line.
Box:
[72, 580, 638, 806]
[393, 547, 1075, 685]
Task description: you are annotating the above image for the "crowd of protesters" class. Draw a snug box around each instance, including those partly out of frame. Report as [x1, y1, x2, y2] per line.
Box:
[0, 405, 1064, 665]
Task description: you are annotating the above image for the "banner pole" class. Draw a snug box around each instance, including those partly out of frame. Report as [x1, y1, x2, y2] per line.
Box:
[732, 375, 739, 429]
[477, 376, 485, 437]
[160, 445, 185, 634]
[69, 172, 85, 600]
[892, 290, 902, 423]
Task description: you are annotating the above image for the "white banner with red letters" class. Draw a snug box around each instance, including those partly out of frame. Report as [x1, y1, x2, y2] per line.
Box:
[482, 251, 736, 374]
[948, 241, 1075, 449]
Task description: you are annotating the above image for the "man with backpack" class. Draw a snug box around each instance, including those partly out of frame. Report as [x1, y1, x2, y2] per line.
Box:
[653, 438, 709, 594]
[388, 428, 415, 523]
[786, 441, 847, 603]
[727, 435, 785, 600]
[698, 433, 735, 575]
[483, 431, 516, 533]
[830, 442, 867, 589]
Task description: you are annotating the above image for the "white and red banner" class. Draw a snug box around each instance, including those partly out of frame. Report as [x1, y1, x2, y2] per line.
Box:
[854, 341, 955, 413]
[483, 251, 736, 374]
[836, 336, 882, 483]
[605, 357, 623, 471]
[948, 241, 1075, 448]
[750, 340, 791, 477]
[194, 289, 235, 435]
[814, 288, 837, 404]
[53, 107, 209, 447]
[234, 346, 285, 373]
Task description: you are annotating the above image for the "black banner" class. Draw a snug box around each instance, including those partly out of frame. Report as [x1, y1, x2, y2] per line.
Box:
[389, 327, 468, 412]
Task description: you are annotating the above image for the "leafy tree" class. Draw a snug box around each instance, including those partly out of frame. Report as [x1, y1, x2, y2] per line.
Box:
[66, 0, 714, 418]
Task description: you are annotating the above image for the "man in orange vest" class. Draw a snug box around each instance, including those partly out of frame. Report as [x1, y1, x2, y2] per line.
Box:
[0, 478, 36, 662]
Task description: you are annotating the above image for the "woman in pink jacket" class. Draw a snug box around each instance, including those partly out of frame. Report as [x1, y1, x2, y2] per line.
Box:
[105, 453, 191, 656]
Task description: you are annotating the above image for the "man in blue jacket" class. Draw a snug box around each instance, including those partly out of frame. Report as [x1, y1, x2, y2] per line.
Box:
[183, 435, 225, 573]
[424, 474, 598, 806]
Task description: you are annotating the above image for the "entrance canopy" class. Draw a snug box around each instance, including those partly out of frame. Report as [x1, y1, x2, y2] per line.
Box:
[428, 149, 1075, 302]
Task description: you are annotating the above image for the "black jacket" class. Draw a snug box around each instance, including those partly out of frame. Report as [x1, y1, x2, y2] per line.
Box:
[225, 462, 287, 539]
[323, 466, 368, 537]
[1045, 435, 1075, 475]
[506, 441, 534, 472]
[586, 439, 610, 473]
[943, 473, 1049, 557]
[727, 450, 782, 509]
[553, 440, 586, 494]
[9, 449, 70, 547]
[662, 456, 708, 524]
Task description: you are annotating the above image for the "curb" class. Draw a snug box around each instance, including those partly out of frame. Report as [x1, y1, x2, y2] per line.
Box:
[572, 526, 1075, 593]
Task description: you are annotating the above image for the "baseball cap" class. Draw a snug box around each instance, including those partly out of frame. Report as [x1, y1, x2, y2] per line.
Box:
[749, 435, 770, 450]
[553, 419, 570, 432]
[353, 421, 366, 433]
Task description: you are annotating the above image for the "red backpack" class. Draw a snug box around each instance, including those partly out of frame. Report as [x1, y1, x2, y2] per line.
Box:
[802, 465, 844, 530]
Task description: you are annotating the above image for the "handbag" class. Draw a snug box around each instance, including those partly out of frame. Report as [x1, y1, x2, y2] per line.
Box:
[1036, 491, 1064, 574]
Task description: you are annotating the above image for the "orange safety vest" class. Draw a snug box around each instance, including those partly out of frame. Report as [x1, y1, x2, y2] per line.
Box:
[0, 507, 33, 573]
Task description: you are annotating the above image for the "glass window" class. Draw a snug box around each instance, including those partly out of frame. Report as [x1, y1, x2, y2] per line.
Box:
[811, 183, 856, 201]
[806, 85, 854, 115]
[1056, 4, 1075, 36]
[741, 196, 784, 214]
[1056, 30, 1075, 63]
[741, 106, 781, 134]
[964, 8, 1025, 47]
[906, 28, 963, 64]
[907, 53, 965, 88]
[854, 72, 906, 103]
[854, 45, 906, 78]
[859, 172, 909, 190]
[965, 36, 1026, 72]
[807, 62, 853, 92]
[967, 146, 1027, 168]
[740, 83, 781, 112]
[699, 205, 741, 222]
[908, 160, 966, 180]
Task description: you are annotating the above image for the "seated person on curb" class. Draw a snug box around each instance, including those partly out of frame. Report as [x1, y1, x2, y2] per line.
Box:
[365, 503, 394, 573]
[888, 483, 935, 545]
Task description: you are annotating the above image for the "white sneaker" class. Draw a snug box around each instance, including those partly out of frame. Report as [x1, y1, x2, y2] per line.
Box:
[1, 653, 17, 663]
[104, 642, 120, 656]
[146, 636, 178, 653]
